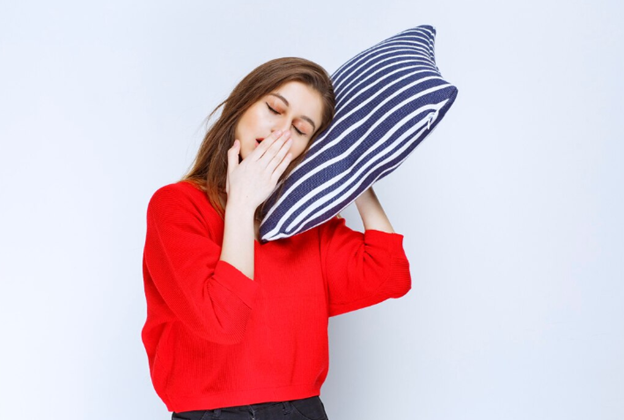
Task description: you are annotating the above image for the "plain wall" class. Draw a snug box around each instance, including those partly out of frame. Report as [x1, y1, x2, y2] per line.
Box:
[1, 1, 622, 419]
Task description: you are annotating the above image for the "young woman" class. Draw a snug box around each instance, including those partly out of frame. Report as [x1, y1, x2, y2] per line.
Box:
[141, 57, 412, 420]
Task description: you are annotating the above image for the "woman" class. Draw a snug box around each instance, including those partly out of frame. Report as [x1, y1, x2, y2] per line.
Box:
[141, 57, 412, 420]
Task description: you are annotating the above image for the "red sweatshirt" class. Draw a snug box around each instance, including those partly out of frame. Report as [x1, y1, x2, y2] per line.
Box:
[141, 180, 412, 412]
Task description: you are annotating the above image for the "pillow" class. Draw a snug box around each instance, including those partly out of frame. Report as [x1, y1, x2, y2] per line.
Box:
[258, 25, 458, 242]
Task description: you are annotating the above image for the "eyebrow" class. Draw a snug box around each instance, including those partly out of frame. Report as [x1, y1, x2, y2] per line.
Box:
[269, 93, 317, 133]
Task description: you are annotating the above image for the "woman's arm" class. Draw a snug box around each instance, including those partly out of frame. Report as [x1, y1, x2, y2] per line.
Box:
[143, 185, 259, 344]
[319, 186, 410, 318]
[354, 186, 395, 233]
[220, 197, 256, 280]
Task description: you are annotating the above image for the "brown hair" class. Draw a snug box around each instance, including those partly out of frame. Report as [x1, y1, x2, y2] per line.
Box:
[180, 57, 335, 221]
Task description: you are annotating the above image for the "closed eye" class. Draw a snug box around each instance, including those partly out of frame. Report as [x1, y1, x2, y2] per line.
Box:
[266, 102, 306, 136]
[266, 103, 279, 114]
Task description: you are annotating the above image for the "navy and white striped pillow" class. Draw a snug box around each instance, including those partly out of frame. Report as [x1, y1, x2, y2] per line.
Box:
[259, 25, 458, 242]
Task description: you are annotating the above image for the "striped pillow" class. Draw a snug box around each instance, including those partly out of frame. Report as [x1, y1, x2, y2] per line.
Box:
[259, 25, 458, 242]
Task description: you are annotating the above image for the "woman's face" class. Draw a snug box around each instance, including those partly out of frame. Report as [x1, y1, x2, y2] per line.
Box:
[235, 81, 324, 161]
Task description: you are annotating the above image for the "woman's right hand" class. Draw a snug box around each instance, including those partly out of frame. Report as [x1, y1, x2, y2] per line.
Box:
[225, 129, 293, 211]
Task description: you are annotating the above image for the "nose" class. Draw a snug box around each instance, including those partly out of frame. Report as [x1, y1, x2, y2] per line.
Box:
[271, 120, 291, 135]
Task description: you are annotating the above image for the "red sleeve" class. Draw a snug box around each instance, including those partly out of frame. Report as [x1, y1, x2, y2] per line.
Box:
[143, 185, 259, 344]
[319, 216, 412, 317]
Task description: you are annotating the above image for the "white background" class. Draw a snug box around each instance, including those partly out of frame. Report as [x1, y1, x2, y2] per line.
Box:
[1, 1, 623, 419]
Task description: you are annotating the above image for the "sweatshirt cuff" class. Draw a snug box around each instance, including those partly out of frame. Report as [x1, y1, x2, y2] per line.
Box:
[212, 260, 260, 308]
[364, 229, 411, 297]
[364, 229, 405, 252]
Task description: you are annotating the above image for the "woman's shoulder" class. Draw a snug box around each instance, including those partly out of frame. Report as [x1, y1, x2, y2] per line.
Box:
[320, 213, 344, 227]
[147, 180, 219, 220]
[314, 213, 347, 238]
[150, 180, 205, 203]
[146, 181, 228, 238]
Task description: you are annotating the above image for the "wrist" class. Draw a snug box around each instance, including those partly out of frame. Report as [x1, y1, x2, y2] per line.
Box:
[225, 196, 257, 218]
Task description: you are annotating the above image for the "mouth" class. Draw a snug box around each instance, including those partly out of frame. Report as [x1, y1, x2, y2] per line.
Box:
[256, 138, 264, 145]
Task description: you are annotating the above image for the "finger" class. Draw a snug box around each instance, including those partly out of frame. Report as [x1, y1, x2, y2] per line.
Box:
[227, 140, 240, 173]
[251, 129, 288, 161]
[258, 130, 291, 166]
[271, 152, 293, 184]
[266, 137, 292, 173]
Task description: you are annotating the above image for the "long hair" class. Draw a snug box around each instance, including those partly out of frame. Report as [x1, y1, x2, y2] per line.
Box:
[180, 57, 336, 221]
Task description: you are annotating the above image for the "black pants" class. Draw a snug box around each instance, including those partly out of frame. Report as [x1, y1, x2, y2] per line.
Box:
[172, 395, 329, 420]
